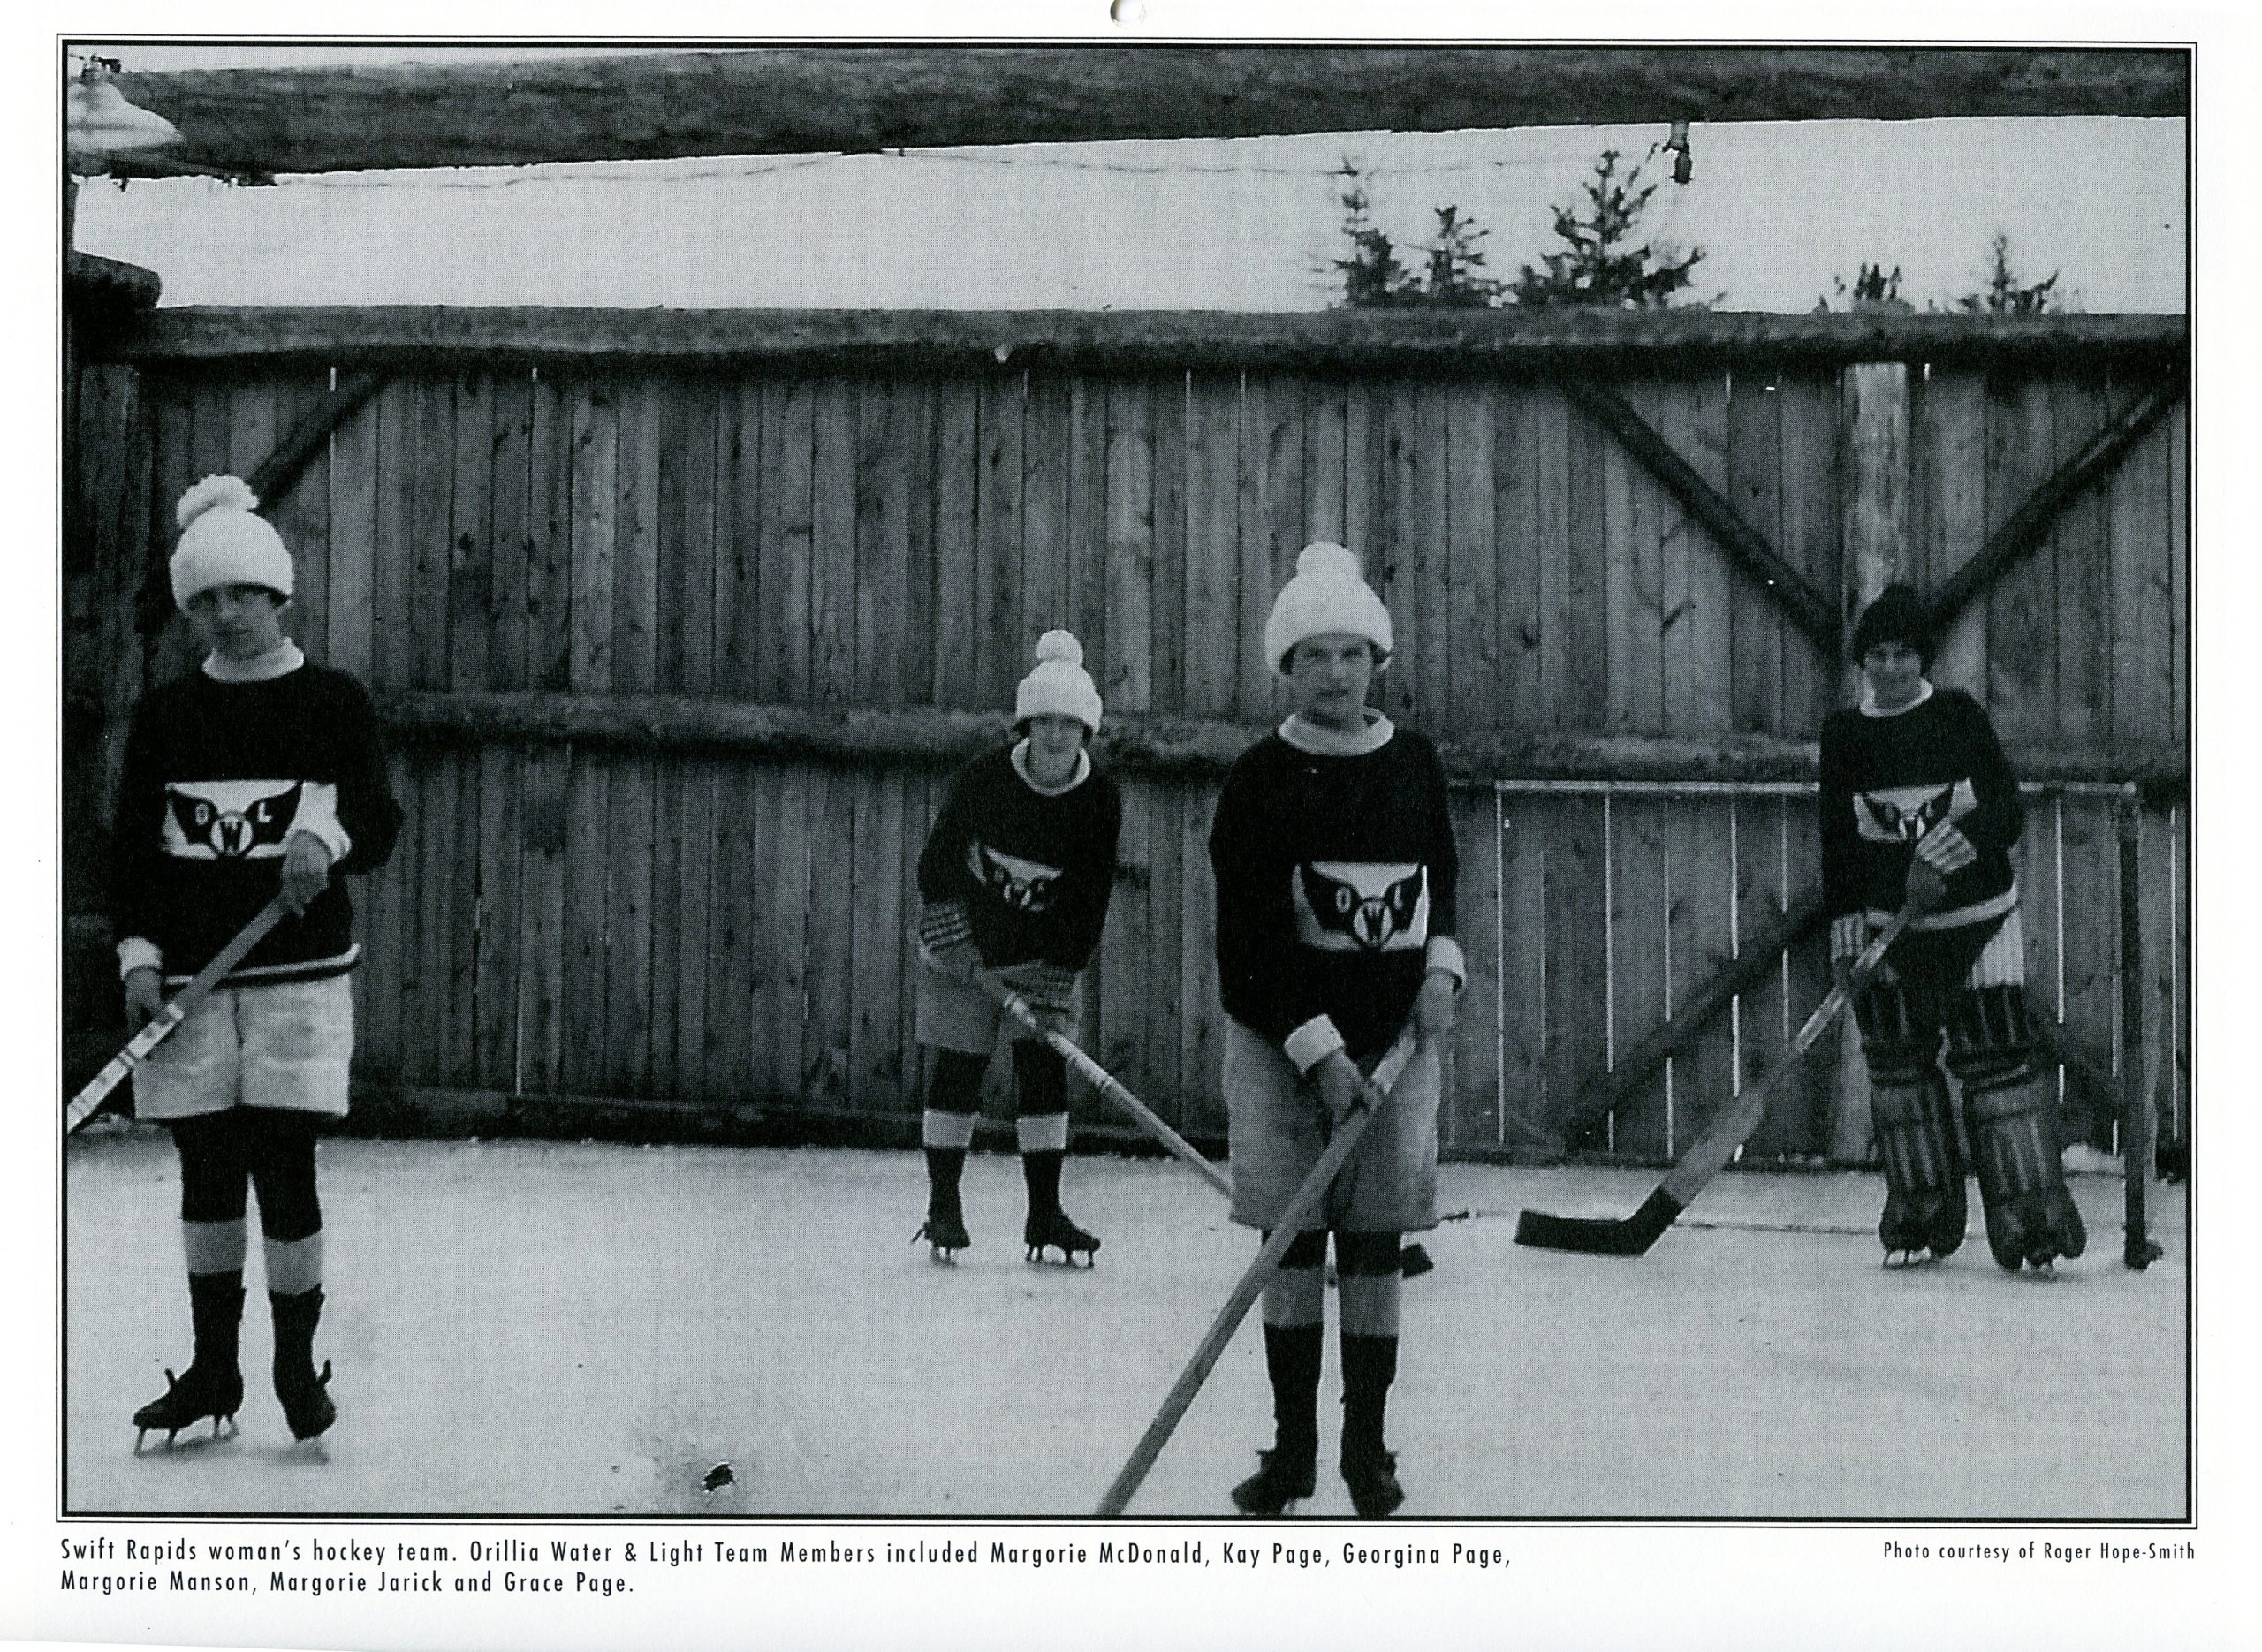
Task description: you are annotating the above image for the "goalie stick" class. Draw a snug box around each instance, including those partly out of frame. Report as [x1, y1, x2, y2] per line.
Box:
[983, 978, 1436, 1276]
[64, 897, 292, 1135]
[1514, 900, 1920, 1257]
[1096, 1027, 1421, 1519]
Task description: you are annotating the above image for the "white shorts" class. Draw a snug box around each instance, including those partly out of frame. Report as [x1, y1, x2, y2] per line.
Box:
[132, 974, 356, 1122]
[1224, 1019, 1441, 1234]
[914, 959, 1084, 1056]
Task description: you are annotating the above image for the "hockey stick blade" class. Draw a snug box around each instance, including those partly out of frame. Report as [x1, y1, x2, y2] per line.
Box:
[1514, 904, 1918, 1257]
[65, 897, 292, 1135]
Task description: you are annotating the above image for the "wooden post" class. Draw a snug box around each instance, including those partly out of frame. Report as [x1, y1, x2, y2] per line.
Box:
[1829, 362, 1911, 1164]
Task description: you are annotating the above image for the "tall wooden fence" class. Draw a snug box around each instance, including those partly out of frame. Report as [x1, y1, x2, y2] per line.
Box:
[65, 310, 2189, 1161]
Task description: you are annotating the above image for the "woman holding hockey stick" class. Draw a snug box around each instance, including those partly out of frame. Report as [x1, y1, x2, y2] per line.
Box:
[1208, 543, 1462, 1518]
[912, 631, 1122, 1266]
[1822, 583, 2084, 1273]
[111, 476, 402, 1449]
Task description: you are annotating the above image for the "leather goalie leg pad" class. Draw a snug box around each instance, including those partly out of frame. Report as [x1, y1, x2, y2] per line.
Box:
[1871, 1076, 1967, 1258]
[1964, 1077, 2088, 1269]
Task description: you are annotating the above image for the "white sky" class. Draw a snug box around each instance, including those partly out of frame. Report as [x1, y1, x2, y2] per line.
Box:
[67, 43, 2186, 313]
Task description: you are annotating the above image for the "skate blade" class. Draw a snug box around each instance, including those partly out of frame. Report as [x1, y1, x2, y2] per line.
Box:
[1025, 1245, 1096, 1268]
[927, 1245, 962, 1264]
[134, 1413, 239, 1456]
[1882, 1249, 1939, 1270]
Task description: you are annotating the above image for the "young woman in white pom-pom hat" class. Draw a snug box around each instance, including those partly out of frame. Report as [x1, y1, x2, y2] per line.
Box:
[911, 630, 1123, 1266]
[109, 476, 403, 1450]
[1206, 542, 1464, 1518]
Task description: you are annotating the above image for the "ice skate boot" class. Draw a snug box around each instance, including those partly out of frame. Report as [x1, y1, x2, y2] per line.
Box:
[914, 1203, 971, 1262]
[1231, 1447, 1317, 1515]
[270, 1288, 338, 1442]
[1340, 1444, 1405, 1519]
[1023, 1208, 1099, 1266]
[1874, 1075, 1966, 1269]
[1968, 1081, 2087, 1273]
[133, 1362, 243, 1451]
[133, 1274, 244, 1452]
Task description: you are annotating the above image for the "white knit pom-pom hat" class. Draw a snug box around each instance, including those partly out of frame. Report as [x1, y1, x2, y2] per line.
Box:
[1013, 629, 1104, 733]
[171, 474, 293, 609]
[1263, 542, 1392, 673]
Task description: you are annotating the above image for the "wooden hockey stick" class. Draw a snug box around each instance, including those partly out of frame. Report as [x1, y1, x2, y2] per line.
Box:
[1096, 1027, 1422, 1519]
[65, 897, 292, 1135]
[981, 977, 1232, 1197]
[1514, 901, 1920, 1257]
[2116, 786, 2164, 1270]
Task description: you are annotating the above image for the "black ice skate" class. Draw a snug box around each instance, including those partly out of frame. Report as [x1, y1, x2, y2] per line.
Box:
[1340, 1444, 1405, 1519]
[133, 1363, 243, 1452]
[1023, 1208, 1099, 1266]
[276, 1358, 337, 1442]
[1231, 1447, 1317, 1515]
[914, 1206, 971, 1262]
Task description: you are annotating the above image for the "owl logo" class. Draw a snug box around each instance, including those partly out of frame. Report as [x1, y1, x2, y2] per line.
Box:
[1855, 780, 1974, 845]
[970, 843, 1065, 913]
[1293, 861, 1428, 953]
[164, 781, 303, 860]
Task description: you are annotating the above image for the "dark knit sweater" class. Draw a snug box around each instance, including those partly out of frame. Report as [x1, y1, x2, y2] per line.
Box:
[1818, 686, 2022, 932]
[917, 746, 1122, 971]
[112, 662, 403, 986]
[1209, 721, 1461, 1063]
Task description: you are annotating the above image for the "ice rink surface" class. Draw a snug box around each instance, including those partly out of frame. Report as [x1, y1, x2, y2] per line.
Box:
[63, 1131, 2187, 1522]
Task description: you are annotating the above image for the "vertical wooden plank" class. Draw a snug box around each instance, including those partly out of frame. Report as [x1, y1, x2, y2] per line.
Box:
[2167, 401, 2187, 733]
[1492, 381, 1544, 729]
[760, 379, 816, 707]
[1918, 369, 1991, 700]
[351, 748, 409, 1086]
[1657, 374, 1734, 737]
[763, 758, 814, 1110]
[1411, 381, 1454, 725]
[224, 372, 280, 487]
[1665, 799, 1739, 1160]
[2108, 398, 2174, 747]
[1446, 380, 1499, 732]
[902, 382, 940, 709]
[1445, 788, 1502, 1153]
[975, 371, 1027, 709]
[1103, 380, 1155, 716]
[657, 374, 720, 698]
[473, 743, 523, 1093]
[1725, 368, 1787, 736]
[1302, 375, 1347, 549]
[1775, 367, 1842, 736]
[1779, 796, 1837, 1156]
[1064, 375, 1110, 706]
[567, 381, 619, 693]
[714, 381, 763, 701]
[929, 379, 981, 710]
[1179, 784, 1225, 1139]
[410, 378, 458, 693]
[269, 375, 332, 664]
[856, 374, 913, 704]
[1021, 370, 1071, 649]
[1608, 381, 1666, 735]
[611, 375, 661, 695]
[802, 766, 858, 1110]
[1184, 370, 1241, 718]
[2017, 790, 2065, 1065]
[514, 745, 569, 1098]
[1238, 372, 1303, 724]
[646, 760, 685, 1103]
[525, 370, 573, 693]
[1734, 795, 1801, 1158]
[2057, 794, 2118, 1147]
[558, 749, 611, 1095]
[2051, 371, 2111, 746]
[899, 770, 937, 1125]
[702, 761, 759, 1103]
[1543, 796, 1611, 1151]
[850, 771, 909, 1116]
[1143, 781, 1187, 1130]
[326, 370, 380, 685]
[447, 373, 496, 692]
[1985, 373, 2055, 740]
[1605, 795, 1671, 1158]
[1150, 373, 1189, 718]
[1342, 375, 1386, 647]
[1563, 389, 1612, 731]
[402, 753, 455, 1083]
[672, 759, 717, 1104]
[1497, 791, 1552, 1151]
[488, 371, 534, 693]
[1377, 378, 1425, 722]
[137, 373, 191, 686]
[1097, 780, 1155, 1104]
[603, 746, 657, 1097]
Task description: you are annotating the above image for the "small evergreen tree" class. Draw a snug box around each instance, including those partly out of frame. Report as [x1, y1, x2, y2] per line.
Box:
[1508, 149, 1705, 308]
[1330, 165, 1419, 308]
[1817, 261, 1913, 314]
[1956, 232, 2060, 315]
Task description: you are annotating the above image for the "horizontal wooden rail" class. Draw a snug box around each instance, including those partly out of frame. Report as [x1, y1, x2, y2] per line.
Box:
[370, 689, 2190, 791]
[110, 48, 2190, 178]
[94, 308, 2190, 373]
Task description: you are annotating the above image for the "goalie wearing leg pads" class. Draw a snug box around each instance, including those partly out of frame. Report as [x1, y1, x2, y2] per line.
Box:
[1947, 986, 2086, 1271]
[1856, 985, 1967, 1266]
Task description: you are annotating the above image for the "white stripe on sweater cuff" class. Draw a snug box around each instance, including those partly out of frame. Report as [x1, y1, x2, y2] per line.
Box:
[118, 936, 163, 980]
[1283, 1016, 1347, 1074]
[1424, 936, 1468, 987]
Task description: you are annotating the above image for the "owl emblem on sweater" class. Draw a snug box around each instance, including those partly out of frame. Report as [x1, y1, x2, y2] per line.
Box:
[969, 843, 1064, 913]
[163, 780, 304, 860]
[1292, 861, 1428, 953]
[1855, 779, 1977, 845]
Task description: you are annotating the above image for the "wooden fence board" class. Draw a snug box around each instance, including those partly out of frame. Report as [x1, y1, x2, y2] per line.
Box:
[1407, 381, 1452, 724]
[1734, 795, 1802, 1159]
[850, 769, 908, 1115]
[1095, 778, 1154, 1101]
[2056, 794, 2118, 1147]
[1342, 376, 1386, 655]
[1664, 798, 1739, 1159]
[1302, 375, 1347, 549]
[566, 381, 618, 693]
[2052, 373, 2111, 745]
[1564, 390, 1613, 730]
[1066, 378, 1109, 693]
[472, 743, 523, 1092]
[1780, 797, 1836, 1156]
[2108, 398, 2174, 746]
[1240, 372, 1302, 724]
[657, 375, 720, 697]
[930, 379, 981, 709]
[1184, 371, 1241, 718]
[1150, 375, 1189, 725]
[975, 372, 1027, 709]
[268, 375, 332, 665]
[558, 750, 611, 1095]
[447, 373, 496, 692]
[854, 374, 913, 704]
[759, 762, 814, 1107]
[1917, 368, 1991, 700]
[1605, 794, 1671, 1157]
[513, 743, 569, 1098]
[1103, 380, 1156, 716]
[1609, 383, 1666, 733]
[1021, 372, 1071, 670]
[1985, 375, 2055, 741]
[1446, 788, 1502, 1148]
[487, 372, 534, 693]
[1775, 367, 1840, 734]
[1142, 781, 1188, 1130]
[526, 371, 573, 692]
[1726, 368, 1786, 735]
[2168, 402, 2187, 735]
[1446, 380, 1499, 732]
[1491, 380, 1543, 728]
[809, 375, 858, 707]
[803, 765, 859, 1110]
[701, 760, 760, 1103]
[761, 379, 816, 706]
[410, 378, 458, 693]
[1543, 796, 1610, 1151]
[1497, 792, 1552, 1151]
[1179, 786, 1226, 1139]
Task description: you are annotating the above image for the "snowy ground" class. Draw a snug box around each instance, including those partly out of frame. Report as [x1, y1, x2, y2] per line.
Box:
[63, 1130, 2187, 1522]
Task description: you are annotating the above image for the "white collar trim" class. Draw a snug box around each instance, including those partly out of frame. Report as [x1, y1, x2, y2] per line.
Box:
[1279, 709, 1396, 756]
[202, 640, 305, 684]
[1860, 678, 1934, 718]
[1011, 739, 1089, 797]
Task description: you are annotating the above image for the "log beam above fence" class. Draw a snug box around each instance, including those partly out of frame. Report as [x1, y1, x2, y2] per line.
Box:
[106, 47, 2190, 178]
[90, 307, 2190, 373]
[372, 689, 2189, 792]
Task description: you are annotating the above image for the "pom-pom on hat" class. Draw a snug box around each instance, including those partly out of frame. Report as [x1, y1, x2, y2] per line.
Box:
[171, 474, 293, 610]
[1264, 542, 1393, 674]
[1849, 581, 1934, 668]
[1014, 629, 1104, 734]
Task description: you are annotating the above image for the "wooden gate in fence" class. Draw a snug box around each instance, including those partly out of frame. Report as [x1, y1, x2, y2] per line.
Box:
[64, 308, 2189, 1162]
